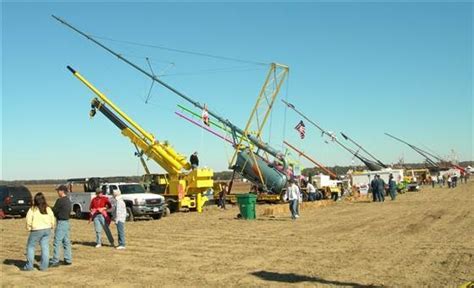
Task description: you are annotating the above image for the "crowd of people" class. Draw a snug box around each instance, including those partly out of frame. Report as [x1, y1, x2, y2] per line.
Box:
[429, 172, 470, 189]
[22, 166, 471, 269]
[22, 185, 126, 271]
[369, 174, 398, 202]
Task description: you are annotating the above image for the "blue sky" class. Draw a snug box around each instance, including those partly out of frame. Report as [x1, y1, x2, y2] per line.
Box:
[1, 2, 472, 180]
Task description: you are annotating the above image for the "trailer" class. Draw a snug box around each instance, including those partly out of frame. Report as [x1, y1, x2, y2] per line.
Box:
[311, 173, 342, 199]
[350, 169, 405, 193]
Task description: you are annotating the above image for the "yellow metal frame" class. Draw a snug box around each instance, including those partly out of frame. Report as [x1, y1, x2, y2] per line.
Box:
[229, 63, 289, 185]
[70, 68, 213, 212]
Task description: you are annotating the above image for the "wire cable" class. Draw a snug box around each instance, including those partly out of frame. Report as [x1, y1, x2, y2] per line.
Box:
[92, 34, 269, 66]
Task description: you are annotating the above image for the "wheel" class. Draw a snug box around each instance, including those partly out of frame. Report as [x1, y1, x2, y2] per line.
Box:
[73, 205, 83, 219]
[19, 212, 27, 218]
[162, 207, 171, 217]
[167, 201, 179, 213]
[126, 207, 134, 222]
[151, 213, 162, 220]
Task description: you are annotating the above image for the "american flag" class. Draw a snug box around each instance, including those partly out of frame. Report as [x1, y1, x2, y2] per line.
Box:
[294, 120, 306, 139]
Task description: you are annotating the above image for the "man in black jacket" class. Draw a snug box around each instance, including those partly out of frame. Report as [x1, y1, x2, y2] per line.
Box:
[370, 176, 379, 202]
[190, 152, 199, 169]
[376, 175, 386, 202]
[50, 185, 72, 267]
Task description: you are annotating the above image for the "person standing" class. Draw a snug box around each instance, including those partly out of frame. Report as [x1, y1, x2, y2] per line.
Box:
[330, 187, 339, 201]
[306, 180, 317, 202]
[376, 175, 386, 202]
[50, 185, 72, 267]
[23, 192, 55, 271]
[284, 179, 300, 219]
[218, 183, 228, 209]
[388, 174, 397, 200]
[89, 189, 114, 248]
[370, 176, 379, 202]
[190, 152, 199, 169]
[112, 189, 126, 250]
[431, 175, 436, 188]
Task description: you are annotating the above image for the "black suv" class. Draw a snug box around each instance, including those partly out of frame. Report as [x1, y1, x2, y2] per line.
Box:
[0, 185, 32, 217]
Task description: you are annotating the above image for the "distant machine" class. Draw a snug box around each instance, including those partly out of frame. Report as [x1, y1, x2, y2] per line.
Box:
[68, 66, 214, 213]
[282, 100, 386, 171]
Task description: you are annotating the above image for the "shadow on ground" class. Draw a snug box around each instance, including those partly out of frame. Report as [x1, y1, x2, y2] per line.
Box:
[251, 271, 381, 288]
[71, 241, 97, 247]
[255, 217, 292, 222]
[3, 259, 25, 269]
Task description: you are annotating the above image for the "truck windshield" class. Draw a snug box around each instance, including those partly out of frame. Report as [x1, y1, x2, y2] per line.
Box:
[119, 184, 146, 194]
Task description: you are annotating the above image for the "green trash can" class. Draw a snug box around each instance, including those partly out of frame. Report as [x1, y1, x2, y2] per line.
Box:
[236, 193, 257, 220]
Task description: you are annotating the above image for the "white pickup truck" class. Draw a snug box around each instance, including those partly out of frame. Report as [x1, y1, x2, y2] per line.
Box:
[69, 182, 167, 221]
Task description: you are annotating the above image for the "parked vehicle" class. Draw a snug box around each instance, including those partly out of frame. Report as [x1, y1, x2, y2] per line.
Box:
[69, 182, 167, 221]
[350, 169, 405, 191]
[0, 185, 32, 218]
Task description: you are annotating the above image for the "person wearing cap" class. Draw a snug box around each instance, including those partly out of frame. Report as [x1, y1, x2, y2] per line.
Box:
[50, 185, 72, 267]
[112, 189, 126, 250]
[90, 189, 115, 248]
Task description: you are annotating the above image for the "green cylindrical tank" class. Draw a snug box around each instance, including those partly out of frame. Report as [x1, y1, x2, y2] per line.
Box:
[234, 148, 287, 193]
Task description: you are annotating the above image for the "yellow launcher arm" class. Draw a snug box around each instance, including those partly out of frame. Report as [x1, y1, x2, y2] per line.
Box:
[67, 65, 191, 174]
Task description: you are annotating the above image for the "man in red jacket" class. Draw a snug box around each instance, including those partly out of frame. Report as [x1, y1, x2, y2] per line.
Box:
[89, 189, 114, 248]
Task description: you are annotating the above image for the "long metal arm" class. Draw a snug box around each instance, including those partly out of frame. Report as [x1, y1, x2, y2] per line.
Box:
[282, 99, 384, 171]
[53, 15, 286, 167]
[67, 65, 191, 174]
[340, 132, 387, 168]
[283, 141, 337, 179]
[384, 133, 439, 167]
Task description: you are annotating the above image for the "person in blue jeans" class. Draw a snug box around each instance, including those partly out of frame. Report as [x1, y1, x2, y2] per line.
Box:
[50, 185, 72, 267]
[284, 179, 301, 219]
[24, 192, 55, 271]
[93, 213, 115, 247]
[112, 189, 127, 250]
[388, 174, 397, 200]
[89, 190, 115, 248]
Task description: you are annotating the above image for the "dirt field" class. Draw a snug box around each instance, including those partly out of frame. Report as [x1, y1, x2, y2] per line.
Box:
[1, 181, 473, 287]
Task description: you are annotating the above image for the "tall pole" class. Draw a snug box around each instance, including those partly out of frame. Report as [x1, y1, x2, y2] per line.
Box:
[384, 133, 439, 168]
[282, 99, 385, 171]
[283, 141, 337, 179]
[340, 132, 386, 168]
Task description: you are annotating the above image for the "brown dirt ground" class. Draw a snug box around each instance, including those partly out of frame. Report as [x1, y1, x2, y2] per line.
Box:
[1, 181, 473, 287]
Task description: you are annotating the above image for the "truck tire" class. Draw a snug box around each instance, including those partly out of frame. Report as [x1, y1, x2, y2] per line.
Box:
[151, 213, 162, 220]
[126, 207, 134, 222]
[163, 207, 171, 217]
[167, 200, 179, 213]
[73, 205, 83, 219]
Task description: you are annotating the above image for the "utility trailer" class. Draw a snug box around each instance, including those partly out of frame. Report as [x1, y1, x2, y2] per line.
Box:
[350, 169, 405, 193]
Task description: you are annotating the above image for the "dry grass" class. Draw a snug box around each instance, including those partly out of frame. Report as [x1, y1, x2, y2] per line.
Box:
[1, 181, 473, 287]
